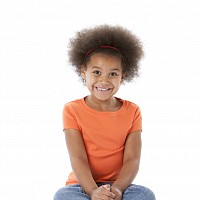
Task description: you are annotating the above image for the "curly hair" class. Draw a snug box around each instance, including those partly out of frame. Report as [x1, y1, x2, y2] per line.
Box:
[68, 24, 144, 82]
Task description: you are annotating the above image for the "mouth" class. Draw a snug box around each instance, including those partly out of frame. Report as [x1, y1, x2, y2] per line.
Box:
[94, 86, 112, 92]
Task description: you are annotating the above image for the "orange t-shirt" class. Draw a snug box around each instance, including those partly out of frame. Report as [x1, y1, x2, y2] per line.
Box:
[63, 97, 142, 185]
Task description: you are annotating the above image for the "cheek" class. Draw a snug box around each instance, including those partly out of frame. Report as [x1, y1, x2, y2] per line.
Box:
[85, 76, 95, 86]
[116, 77, 123, 84]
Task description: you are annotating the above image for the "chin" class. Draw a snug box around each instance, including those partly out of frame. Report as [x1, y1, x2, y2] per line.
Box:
[95, 95, 114, 101]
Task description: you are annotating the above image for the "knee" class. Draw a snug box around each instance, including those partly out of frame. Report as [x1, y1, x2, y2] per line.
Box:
[142, 186, 156, 200]
[53, 185, 90, 200]
[123, 184, 156, 200]
[53, 187, 64, 200]
[136, 185, 155, 200]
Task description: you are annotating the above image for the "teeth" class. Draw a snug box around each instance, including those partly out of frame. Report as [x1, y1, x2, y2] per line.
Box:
[96, 87, 109, 91]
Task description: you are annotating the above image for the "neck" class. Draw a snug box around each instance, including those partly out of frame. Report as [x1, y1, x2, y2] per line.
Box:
[85, 95, 121, 112]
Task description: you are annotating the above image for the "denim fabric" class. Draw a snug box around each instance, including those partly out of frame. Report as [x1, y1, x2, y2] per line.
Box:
[54, 183, 155, 200]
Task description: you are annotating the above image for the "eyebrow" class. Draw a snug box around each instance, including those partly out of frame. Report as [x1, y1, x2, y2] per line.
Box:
[92, 66, 120, 71]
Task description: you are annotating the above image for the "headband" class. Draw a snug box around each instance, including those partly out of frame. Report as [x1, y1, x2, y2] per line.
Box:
[84, 46, 120, 60]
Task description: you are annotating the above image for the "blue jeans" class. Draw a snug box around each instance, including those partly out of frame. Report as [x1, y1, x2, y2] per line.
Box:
[54, 183, 155, 200]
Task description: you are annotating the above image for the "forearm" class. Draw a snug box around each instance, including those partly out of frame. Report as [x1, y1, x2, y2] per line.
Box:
[65, 129, 98, 196]
[112, 159, 140, 192]
[71, 157, 98, 196]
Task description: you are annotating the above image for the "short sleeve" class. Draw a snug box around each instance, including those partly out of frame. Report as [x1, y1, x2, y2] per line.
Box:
[128, 106, 142, 133]
[63, 104, 81, 131]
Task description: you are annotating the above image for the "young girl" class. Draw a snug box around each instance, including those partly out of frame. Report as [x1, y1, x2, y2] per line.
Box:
[54, 25, 155, 200]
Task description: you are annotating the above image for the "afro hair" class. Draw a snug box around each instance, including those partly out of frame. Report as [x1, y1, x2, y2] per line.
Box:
[68, 24, 144, 82]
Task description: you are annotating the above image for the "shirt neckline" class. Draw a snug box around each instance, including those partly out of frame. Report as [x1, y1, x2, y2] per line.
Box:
[80, 96, 126, 115]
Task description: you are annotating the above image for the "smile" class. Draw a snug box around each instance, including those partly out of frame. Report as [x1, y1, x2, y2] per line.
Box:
[95, 87, 112, 91]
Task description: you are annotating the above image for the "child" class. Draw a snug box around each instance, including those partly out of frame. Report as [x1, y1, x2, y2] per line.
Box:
[54, 25, 155, 200]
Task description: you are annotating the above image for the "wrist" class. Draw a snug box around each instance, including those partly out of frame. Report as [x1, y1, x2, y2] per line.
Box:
[111, 184, 123, 193]
[88, 186, 98, 197]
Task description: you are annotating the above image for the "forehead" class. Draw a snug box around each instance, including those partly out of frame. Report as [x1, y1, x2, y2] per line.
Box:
[87, 53, 122, 70]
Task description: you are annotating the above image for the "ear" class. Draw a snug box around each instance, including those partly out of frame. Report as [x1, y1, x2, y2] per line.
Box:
[121, 74, 125, 84]
[81, 65, 86, 80]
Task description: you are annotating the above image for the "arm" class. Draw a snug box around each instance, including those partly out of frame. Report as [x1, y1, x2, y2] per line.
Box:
[64, 128, 98, 195]
[64, 129, 115, 199]
[111, 130, 142, 198]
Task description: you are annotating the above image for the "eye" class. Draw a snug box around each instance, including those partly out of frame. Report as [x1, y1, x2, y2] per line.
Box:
[110, 72, 118, 77]
[92, 70, 101, 75]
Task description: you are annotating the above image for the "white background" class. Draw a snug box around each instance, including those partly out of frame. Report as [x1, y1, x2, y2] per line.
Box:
[0, 0, 200, 199]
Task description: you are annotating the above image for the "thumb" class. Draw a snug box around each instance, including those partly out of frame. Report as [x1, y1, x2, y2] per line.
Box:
[103, 184, 111, 191]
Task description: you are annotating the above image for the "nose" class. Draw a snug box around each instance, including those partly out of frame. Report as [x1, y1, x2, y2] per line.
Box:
[99, 75, 109, 84]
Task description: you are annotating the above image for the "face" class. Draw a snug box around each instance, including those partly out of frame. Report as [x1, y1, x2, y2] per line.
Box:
[81, 53, 124, 102]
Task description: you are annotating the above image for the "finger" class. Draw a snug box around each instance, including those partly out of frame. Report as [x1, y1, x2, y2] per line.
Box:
[97, 196, 115, 200]
[96, 186, 115, 199]
[102, 189, 115, 198]
[103, 184, 110, 191]
[108, 192, 116, 199]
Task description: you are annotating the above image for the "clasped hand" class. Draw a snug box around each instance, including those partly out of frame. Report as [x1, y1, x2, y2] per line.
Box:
[91, 184, 122, 200]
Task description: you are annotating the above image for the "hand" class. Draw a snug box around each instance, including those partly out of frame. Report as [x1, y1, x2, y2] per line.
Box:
[111, 186, 122, 200]
[91, 184, 115, 200]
